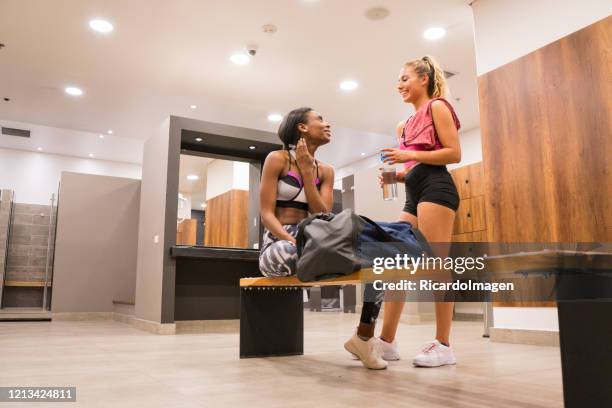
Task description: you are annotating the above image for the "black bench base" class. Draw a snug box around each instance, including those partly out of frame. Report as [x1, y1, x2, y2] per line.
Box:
[240, 286, 304, 358]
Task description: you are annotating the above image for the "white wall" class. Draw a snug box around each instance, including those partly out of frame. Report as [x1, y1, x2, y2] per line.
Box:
[448, 127, 482, 170]
[233, 161, 250, 191]
[206, 160, 234, 200]
[0, 120, 143, 164]
[205, 159, 249, 200]
[472, 0, 612, 75]
[0, 147, 142, 205]
[353, 165, 406, 222]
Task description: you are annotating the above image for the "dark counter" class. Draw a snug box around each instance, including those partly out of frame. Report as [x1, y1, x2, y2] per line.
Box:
[170, 246, 263, 321]
[170, 246, 260, 262]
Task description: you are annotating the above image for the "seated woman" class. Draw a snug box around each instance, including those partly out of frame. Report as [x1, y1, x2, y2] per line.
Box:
[259, 107, 387, 370]
[259, 107, 333, 277]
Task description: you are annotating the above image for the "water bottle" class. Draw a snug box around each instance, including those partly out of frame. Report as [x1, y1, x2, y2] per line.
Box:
[380, 152, 398, 201]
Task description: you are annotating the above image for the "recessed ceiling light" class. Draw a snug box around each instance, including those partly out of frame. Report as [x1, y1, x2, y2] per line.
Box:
[365, 7, 390, 21]
[89, 19, 114, 33]
[37, 147, 43, 151]
[99, 134, 104, 139]
[267, 113, 282, 122]
[262, 24, 277, 34]
[195, 137, 203, 142]
[230, 53, 250, 65]
[423, 27, 446, 40]
[190, 105, 197, 109]
[187, 174, 199, 180]
[249, 145, 256, 150]
[65, 86, 83, 96]
[339, 80, 359, 91]
[360, 152, 365, 156]
[88, 153, 94, 158]
[107, 130, 113, 134]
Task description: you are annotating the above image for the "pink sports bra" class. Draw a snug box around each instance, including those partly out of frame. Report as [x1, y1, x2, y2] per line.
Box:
[276, 150, 321, 212]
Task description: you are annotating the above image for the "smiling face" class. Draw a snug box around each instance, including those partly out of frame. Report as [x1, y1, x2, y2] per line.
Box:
[397, 65, 429, 104]
[298, 110, 331, 146]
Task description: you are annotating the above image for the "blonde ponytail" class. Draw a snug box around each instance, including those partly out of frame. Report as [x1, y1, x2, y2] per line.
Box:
[405, 55, 448, 99]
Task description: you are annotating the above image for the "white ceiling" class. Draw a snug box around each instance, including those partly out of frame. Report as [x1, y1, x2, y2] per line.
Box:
[0, 0, 480, 169]
[179, 154, 212, 194]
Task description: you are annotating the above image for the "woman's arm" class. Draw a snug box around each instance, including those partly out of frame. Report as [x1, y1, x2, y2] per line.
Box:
[383, 101, 461, 165]
[295, 139, 334, 213]
[260, 151, 297, 243]
[394, 121, 407, 182]
[303, 164, 334, 213]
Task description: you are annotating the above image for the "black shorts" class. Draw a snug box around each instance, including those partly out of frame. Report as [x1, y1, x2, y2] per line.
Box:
[402, 164, 460, 216]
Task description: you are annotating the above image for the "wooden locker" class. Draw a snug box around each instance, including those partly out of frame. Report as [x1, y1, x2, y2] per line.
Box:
[451, 166, 470, 199]
[453, 198, 473, 235]
[470, 195, 486, 232]
[468, 163, 485, 197]
[452, 232, 473, 242]
[471, 230, 487, 242]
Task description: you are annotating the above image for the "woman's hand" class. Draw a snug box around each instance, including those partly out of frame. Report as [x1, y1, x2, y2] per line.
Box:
[378, 169, 406, 186]
[295, 138, 315, 174]
[381, 148, 415, 165]
[395, 170, 406, 182]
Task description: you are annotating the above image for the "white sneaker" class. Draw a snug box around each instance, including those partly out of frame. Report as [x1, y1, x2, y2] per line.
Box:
[379, 338, 400, 361]
[344, 334, 388, 370]
[413, 340, 456, 367]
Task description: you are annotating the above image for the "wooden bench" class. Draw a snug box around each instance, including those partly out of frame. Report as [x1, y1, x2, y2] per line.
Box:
[239, 271, 364, 358]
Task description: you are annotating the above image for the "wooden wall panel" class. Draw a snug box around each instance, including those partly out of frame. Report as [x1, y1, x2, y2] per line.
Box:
[479, 16, 611, 243]
[176, 219, 197, 246]
[204, 190, 249, 248]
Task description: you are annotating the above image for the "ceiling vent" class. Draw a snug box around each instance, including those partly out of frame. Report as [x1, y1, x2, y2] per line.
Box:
[444, 70, 458, 79]
[1, 127, 31, 138]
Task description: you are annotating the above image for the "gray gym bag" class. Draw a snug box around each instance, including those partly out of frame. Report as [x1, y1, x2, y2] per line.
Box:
[295, 209, 430, 282]
[295, 209, 362, 282]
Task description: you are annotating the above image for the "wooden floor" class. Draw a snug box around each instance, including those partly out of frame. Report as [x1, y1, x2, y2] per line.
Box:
[0, 312, 562, 407]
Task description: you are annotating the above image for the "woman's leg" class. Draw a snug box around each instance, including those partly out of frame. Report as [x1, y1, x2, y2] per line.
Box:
[379, 211, 418, 343]
[356, 284, 385, 339]
[415, 201, 456, 345]
[259, 239, 297, 277]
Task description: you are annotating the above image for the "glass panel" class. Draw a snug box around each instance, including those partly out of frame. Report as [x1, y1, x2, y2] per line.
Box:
[177, 154, 261, 249]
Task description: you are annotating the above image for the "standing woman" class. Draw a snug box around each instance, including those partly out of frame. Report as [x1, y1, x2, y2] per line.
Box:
[378, 56, 462, 367]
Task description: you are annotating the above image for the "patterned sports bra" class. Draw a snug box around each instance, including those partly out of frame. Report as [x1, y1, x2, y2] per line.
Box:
[276, 150, 321, 212]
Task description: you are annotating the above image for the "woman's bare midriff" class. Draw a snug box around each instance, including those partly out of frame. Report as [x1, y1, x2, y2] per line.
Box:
[275, 207, 309, 226]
